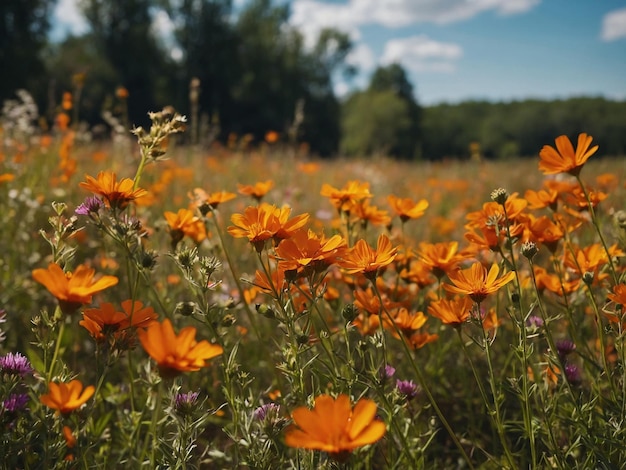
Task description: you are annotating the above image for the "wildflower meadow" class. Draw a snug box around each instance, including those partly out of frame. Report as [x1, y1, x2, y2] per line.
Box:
[1, 94, 626, 469]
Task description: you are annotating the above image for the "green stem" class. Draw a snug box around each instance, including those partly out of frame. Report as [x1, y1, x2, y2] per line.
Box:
[132, 148, 148, 191]
[583, 280, 618, 402]
[575, 175, 618, 285]
[207, 208, 261, 335]
[370, 282, 475, 469]
[501, 201, 536, 468]
[482, 326, 518, 469]
[139, 380, 164, 466]
[47, 311, 66, 381]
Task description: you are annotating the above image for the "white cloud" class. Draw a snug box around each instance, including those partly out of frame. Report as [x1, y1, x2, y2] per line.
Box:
[601, 8, 626, 41]
[53, 0, 89, 36]
[289, 0, 535, 77]
[333, 80, 351, 97]
[346, 43, 377, 72]
[290, 0, 541, 34]
[290, 0, 363, 48]
[381, 35, 462, 73]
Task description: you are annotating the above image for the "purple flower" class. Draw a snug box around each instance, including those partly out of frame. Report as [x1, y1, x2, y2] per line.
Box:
[0, 352, 33, 377]
[253, 403, 280, 421]
[526, 315, 544, 329]
[2, 393, 29, 413]
[174, 391, 200, 415]
[564, 363, 582, 386]
[380, 365, 396, 382]
[396, 379, 419, 400]
[556, 339, 576, 360]
[75, 196, 103, 215]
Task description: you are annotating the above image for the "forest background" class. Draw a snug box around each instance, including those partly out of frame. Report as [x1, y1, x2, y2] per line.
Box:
[2, 0, 626, 160]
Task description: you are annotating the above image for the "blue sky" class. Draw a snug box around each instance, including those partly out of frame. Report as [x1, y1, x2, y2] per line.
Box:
[52, 0, 626, 105]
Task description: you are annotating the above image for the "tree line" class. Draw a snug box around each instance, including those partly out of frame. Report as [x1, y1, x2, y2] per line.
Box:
[2, 0, 625, 159]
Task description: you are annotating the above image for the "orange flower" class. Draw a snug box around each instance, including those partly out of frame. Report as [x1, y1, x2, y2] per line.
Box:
[385, 308, 428, 338]
[40, 379, 95, 415]
[320, 181, 372, 213]
[418, 241, 467, 279]
[228, 204, 309, 251]
[533, 266, 580, 296]
[563, 185, 608, 212]
[271, 205, 310, 242]
[284, 394, 386, 458]
[164, 208, 207, 245]
[605, 284, 626, 327]
[116, 86, 129, 99]
[63, 425, 76, 448]
[253, 268, 287, 296]
[482, 307, 500, 331]
[465, 195, 528, 231]
[275, 229, 346, 276]
[80, 171, 148, 209]
[228, 204, 275, 250]
[62, 92, 73, 111]
[444, 262, 515, 303]
[464, 226, 501, 252]
[338, 234, 397, 279]
[427, 296, 474, 327]
[387, 195, 429, 223]
[137, 319, 223, 378]
[607, 284, 626, 307]
[80, 300, 157, 341]
[353, 310, 383, 336]
[353, 200, 391, 228]
[264, 130, 279, 143]
[189, 188, 236, 211]
[524, 214, 564, 253]
[32, 263, 118, 313]
[564, 243, 615, 282]
[399, 259, 437, 289]
[409, 331, 439, 349]
[56, 112, 70, 131]
[538, 133, 598, 176]
[237, 180, 274, 201]
[524, 187, 559, 211]
[0, 173, 15, 183]
[353, 287, 388, 315]
[297, 162, 320, 174]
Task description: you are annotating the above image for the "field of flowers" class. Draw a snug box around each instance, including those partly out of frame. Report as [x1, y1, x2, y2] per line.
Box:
[1, 101, 626, 469]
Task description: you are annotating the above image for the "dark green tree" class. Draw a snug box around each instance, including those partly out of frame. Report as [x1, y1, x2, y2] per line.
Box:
[80, 0, 170, 126]
[368, 64, 422, 159]
[297, 28, 353, 156]
[227, 0, 351, 155]
[0, 0, 56, 103]
[163, 0, 237, 128]
[44, 34, 119, 125]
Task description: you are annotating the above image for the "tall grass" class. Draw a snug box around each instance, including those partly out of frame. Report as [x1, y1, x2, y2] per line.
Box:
[1, 98, 625, 469]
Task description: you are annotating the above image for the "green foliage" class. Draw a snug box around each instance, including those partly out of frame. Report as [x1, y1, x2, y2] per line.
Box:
[44, 35, 119, 124]
[164, 0, 237, 125]
[4, 0, 626, 159]
[422, 98, 626, 159]
[80, 0, 172, 126]
[341, 89, 413, 157]
[0, 0, 55, 104]
[341, 64, 422, 159]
